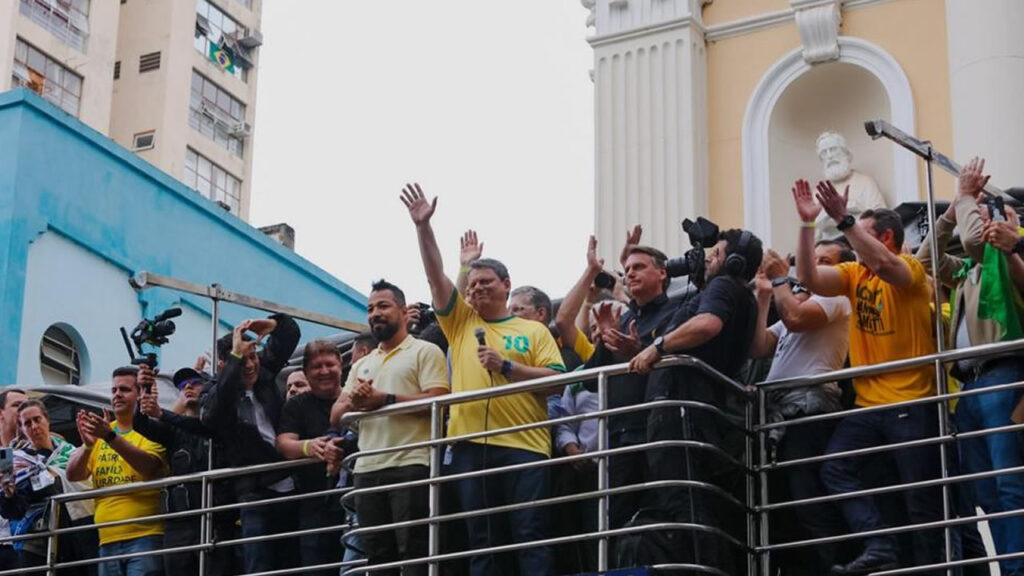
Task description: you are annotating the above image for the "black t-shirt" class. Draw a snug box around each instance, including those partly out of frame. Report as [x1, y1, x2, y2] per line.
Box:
[278, 392, 336, 493]
[676, 274, 757, 378]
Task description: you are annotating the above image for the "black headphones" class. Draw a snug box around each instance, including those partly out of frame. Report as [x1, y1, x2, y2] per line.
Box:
[724, 230, 752, 278]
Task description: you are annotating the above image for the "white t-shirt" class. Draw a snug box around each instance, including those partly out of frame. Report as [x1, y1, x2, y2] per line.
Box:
[765, 294, 851, 381]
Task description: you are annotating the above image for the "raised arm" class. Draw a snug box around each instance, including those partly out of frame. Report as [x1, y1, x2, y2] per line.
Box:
[762, 249, 829, 332]
[750, 271, 779, 359]
[816, 180, 911, 287]
[792, 179, 845, 296]
[82, 412, 164, 478]
[456, 230, 483, 296]
[65, 410, 96, 482]
[401, 183, 457, 310]
[556, 236, 604, 348]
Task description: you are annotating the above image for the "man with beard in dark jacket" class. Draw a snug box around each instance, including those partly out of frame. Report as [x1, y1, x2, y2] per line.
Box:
[201, 313, 300, 574]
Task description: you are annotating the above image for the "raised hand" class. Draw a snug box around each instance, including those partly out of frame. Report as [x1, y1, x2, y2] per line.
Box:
[619, 225, 643, 267]
[602, 320, 642, 358]
[459, 230, 483, 266]
[754, 268, 773, 301]
[792, 179, 821, 223]
[76, 410, 97, 447]
[400, 183, 437, 226]
[815, 181, 849, 223]
[958, 157, 990, 199]
[587, 235, 604, 274]
[592, 301, 622, 339]
[761, 249, 789, 280]
[231, 322, 260, 357]
[984, 220, 1021, 254]
[246, 318, 278, 339]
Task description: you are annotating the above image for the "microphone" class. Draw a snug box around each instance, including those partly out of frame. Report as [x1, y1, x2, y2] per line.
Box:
[475, 328, 487, 347]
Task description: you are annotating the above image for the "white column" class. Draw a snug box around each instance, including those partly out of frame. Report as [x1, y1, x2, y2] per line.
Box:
[589, 0, 710, 264]
[946, 0, 1024, 186]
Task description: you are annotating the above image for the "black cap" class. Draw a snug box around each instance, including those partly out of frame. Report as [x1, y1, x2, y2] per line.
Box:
[173, 368, 209, 389]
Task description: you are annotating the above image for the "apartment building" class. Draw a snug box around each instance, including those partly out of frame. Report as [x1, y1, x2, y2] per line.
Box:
[0, 0, 262, 220]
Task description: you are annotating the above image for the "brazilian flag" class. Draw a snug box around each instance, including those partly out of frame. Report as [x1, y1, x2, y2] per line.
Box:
[209, 41, 236, 73]
[978, 243, 1024, 341]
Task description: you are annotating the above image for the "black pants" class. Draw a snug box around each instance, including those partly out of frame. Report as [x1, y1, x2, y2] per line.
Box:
[354, 465, 430, 576]
[163, 516, 238, 576]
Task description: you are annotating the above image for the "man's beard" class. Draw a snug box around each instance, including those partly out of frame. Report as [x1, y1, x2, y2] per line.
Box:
[371, 320, 399, 342]
[825, 158, 852, 182]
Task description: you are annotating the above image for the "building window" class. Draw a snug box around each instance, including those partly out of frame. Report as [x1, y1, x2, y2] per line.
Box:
[12, 38, 82, 117]
[40, 325, 83, 386]
[113, 60, 121, 79]
[236, 0, 251, 9]
[133, 130, 155, 150]
[194, 0, 247, 82]
[184, 148, 241, 213]
[19, 0, 90, 53]
[189, 70, 246, 157]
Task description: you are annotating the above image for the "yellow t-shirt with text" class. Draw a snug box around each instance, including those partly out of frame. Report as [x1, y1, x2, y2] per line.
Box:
[437, 289, 566, 456]
[87, 427, 167, 546]
[837, 254, 936, 406]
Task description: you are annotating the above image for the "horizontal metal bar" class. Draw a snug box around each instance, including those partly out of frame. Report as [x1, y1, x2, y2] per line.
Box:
[761, 420, 1024, 472]
[757, 379, 1024, 432]
[344, 478, 751, 541]
[131, 271, 368, 333]
[760, 463, 1024, 513]
[242, 558, 367, 576]
[871, 550, 1023, 576]
[757, 505, 1024, 552]
[346, 522, 750, 575]
[650, 564, 732, 576]
[344, 397, 752, 469]
[758, 338, 1024, 391]
[342, 355, 749, 425]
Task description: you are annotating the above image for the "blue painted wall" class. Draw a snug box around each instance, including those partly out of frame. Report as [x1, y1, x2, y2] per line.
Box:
[0, 89, 367, 385]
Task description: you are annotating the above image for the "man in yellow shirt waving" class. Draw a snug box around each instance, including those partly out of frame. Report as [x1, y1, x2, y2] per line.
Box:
[793, 179, 941, 575]
[401, 183, 565, 576]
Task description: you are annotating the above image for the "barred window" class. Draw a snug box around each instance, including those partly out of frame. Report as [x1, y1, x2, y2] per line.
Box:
[188, 70, 245, 157]
[184, 148, 242, 214]
[12, 38, 82, 117]
[194, 0, 246, 82]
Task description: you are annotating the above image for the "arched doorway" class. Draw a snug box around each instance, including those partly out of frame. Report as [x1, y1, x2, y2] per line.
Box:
[743, 37, 918, 249]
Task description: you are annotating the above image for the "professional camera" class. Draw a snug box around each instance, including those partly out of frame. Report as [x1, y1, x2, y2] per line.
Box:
[408, 302, 437, 335]
[119, 307, 182, 370]
[665, 217, 720, 283]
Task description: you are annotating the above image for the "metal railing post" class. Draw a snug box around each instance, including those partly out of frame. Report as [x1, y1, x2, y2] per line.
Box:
[428, 402, 443, 576]
[922, 144, 954, 574]
[198, 475, 209, 576]
[746, 388, 758, 576]
[597, 371, 609, 572]
[210, 296, 220, 370]
[45, 498, 59, 576]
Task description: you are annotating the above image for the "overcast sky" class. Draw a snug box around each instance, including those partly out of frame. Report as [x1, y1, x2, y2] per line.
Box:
[249, 1, 596, 306]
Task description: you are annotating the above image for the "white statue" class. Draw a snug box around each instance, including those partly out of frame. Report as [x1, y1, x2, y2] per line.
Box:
[814, 131, 888, 240]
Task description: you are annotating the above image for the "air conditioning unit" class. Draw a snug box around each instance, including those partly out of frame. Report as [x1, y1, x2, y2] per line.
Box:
[229, 122, 252, 138]
[237, 29, 262, 49]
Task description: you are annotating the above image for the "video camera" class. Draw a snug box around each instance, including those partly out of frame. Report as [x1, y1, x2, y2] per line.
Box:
[665, 217, 720, 285]
[119, 307, 182, 370]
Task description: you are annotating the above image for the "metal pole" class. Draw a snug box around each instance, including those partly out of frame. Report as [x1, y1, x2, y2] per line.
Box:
[428, 402, 442, 576]
[922, 144, 953, 574]
[45, 496, 60, 576]
[745, 393, 756, 576]
[210, 297, 220, 371]
[198, 475, 209, 576]
[597, 371, 609, 572]
[757, 387, 769, 576]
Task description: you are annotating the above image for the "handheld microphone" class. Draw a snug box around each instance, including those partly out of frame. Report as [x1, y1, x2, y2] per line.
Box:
[474, 328, 487, 347]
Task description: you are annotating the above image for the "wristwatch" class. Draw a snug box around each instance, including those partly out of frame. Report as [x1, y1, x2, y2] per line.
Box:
[1013, 238, 1024, 256]
[836, 214, 856, 232]
[384, 393, 396, 406]
[104, 429, 117, 443]
[500, 360, 513, 377]
[771, 277, 792, 288]
[653, 336, 666, 355]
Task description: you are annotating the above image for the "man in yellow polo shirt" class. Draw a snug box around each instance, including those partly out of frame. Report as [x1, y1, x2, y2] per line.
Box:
[67, 366, 167, 576]
[793, 179, 941, 576]
[401, 183, 565, 576]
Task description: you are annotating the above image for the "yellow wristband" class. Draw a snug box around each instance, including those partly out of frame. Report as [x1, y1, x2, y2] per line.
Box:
[459, 265, 470, 275]
[801, 221, 815, 229]
[302, 440, 311, 457]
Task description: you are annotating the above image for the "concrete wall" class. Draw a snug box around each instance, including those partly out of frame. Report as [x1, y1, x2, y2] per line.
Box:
[0, 90, 366, 387]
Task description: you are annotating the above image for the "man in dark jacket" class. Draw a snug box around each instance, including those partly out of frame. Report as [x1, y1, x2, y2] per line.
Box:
[136, 366, 235, 576]
[201, 313, 300, 574]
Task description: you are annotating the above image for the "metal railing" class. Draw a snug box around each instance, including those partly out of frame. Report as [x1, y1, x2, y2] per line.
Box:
[0, 354, 754, 576]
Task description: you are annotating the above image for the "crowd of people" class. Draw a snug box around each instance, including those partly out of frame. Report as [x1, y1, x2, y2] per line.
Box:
[1, 158, 1023, 576]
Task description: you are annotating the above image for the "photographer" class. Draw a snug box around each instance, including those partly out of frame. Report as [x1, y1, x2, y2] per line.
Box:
[134, 366, 234, 576]
[0, 400, 91, 572]
[628, 228, 763, 572]
[200, 313, 300, 574]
